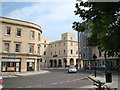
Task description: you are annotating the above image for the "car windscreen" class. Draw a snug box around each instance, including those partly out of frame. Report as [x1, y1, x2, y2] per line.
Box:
[69, 67, 76, 69]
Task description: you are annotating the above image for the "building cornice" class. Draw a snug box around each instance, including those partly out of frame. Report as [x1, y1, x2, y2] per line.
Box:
[0, 17, 42, 33]
[49, 40, 78, 45]
[1, 52, 41, 57]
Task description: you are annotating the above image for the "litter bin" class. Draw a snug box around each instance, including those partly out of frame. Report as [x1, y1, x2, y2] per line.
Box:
[106, 73, 112, 83]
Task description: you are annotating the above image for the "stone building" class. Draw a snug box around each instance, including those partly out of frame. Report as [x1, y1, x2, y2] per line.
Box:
[41, 33, 81, 68]
[0, 17, 42, 73]
[0, 17, 81, 74]
[80, 22, 119, 71]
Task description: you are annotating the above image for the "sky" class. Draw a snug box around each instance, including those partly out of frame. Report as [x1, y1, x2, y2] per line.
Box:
[1, 0, 83, 41]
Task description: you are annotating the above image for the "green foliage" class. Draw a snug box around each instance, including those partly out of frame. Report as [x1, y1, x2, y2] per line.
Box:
[72, 21, 85, 32]
[73, 2, 120, 56]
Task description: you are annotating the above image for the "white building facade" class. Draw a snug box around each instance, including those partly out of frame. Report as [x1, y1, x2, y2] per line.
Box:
[41, 33, 81, 68]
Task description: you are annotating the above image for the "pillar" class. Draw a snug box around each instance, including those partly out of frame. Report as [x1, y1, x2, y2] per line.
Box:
[81, 60, 83, 69]
[37, 59, 40, 71]
[21, 59, 27, 72]
[34, 58, 37, 72]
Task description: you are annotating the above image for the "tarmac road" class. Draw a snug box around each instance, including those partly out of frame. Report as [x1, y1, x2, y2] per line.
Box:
[2, 69, 119, 89]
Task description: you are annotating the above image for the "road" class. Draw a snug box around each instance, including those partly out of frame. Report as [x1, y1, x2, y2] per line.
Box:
[2, 69, 119, 89]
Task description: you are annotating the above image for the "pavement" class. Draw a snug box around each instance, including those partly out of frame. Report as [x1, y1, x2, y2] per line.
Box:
[79, 70, 119, 89]
[1, 68, 120, 89]
[2, 70, 50, 78]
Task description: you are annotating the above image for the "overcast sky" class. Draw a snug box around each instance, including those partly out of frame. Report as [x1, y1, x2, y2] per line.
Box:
[1, 0, 83, 41]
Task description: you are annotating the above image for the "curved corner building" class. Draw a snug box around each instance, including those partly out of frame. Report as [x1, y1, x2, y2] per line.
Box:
[0, 17, 42, 73]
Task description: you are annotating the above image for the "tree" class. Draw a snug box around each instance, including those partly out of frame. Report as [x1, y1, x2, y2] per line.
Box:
[72, 2, 120, 57]
[72, 22, 84, 68]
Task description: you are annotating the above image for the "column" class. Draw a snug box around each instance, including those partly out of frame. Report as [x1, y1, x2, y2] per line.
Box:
[21, 58, 27, 72]
[34, 58, 37, 72]
[37, 59, 40, 71]
[74, 59, 76, 66]
[81, 60, 83, 69]
[89, 60, 91, 70]
[67, 58, 69, 66]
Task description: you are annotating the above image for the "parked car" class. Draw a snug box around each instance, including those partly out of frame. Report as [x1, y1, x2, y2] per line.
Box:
[68, 65, 77, 73]
[0, 74, 3, 89]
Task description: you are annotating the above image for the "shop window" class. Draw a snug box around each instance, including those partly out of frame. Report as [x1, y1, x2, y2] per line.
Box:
[10, 62, 15, 67]
[27, 61, 35, 71]
[1, 59, 21, 72]
[15, 44, 20, 52]
[5, 27, 11, 35]
[4, 43, 10, 52]
[16, 28, 21, 37]
[1, 62, 6, 72]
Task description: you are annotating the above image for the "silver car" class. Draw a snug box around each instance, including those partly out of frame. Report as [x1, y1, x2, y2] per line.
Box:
[68, 66, 77, 73]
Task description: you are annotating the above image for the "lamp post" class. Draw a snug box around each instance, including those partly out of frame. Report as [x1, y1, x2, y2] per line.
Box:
[93, 54, 97, 77]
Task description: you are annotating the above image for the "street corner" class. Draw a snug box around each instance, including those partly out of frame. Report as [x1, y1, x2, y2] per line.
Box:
[38, 70, 51, 74]
[15, 70, 50, 76]
[2, 75, 18, 78]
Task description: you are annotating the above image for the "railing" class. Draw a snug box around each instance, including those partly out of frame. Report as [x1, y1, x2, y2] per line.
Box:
[87, 76, 110, 90]
[81, 75, 111, 90]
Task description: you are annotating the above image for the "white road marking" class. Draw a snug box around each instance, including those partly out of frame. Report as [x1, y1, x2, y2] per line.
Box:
[76, 79, 80, 80]
[27, 86, 32, 88]
[66, 81, 70, 82]
[25, 87, 28, 88]
[39, 85, 42, 86]
[33, 84, 46, 87]
[52, 83, 58, 85]
[18, 87, 23, 88]
[73, 79, 77, 81]
[41, 85, 46, 87]
[59, 82, 65, 84]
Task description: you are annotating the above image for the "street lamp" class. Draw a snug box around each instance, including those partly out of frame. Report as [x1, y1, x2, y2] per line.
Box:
[93, 54, 97, 77]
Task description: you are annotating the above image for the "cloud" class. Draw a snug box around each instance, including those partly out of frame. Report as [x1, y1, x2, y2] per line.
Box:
[4, 2, 81, 41]
[2, 0, 76, 2]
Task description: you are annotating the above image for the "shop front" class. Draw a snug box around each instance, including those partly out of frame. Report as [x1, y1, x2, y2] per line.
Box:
[27, 59, 35, 71]
[1, 58, 21, 72]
